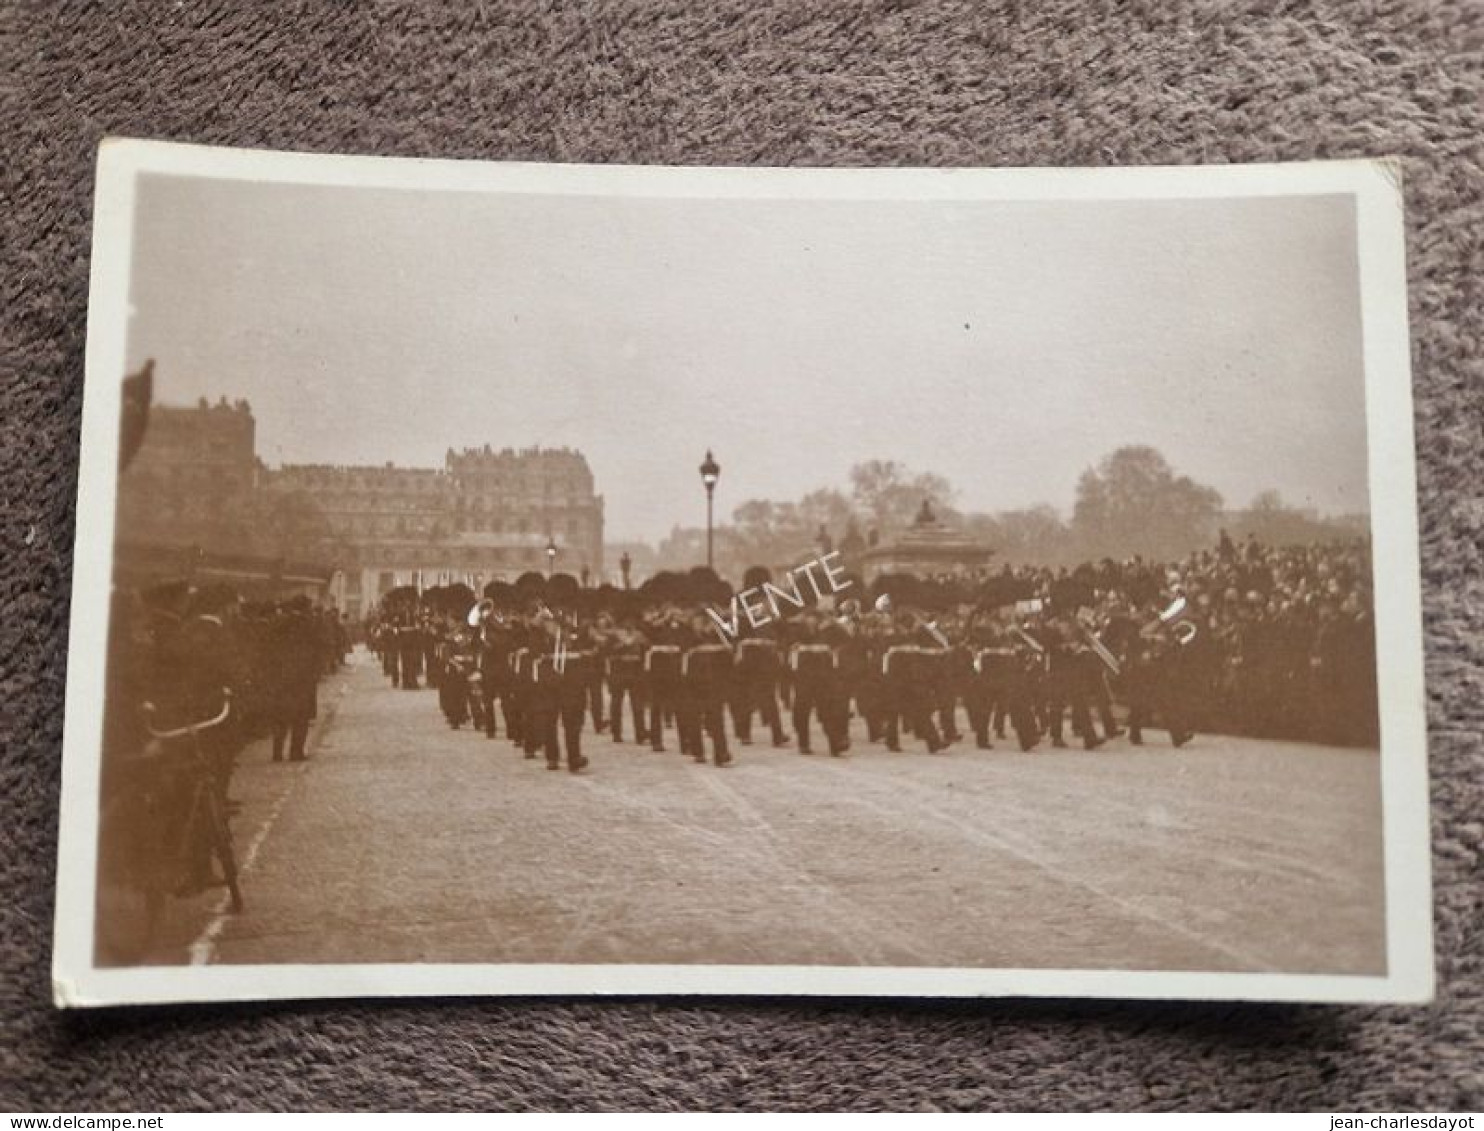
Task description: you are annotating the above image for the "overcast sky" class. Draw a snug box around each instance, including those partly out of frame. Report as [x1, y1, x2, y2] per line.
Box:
[126, 174, 1369, 544]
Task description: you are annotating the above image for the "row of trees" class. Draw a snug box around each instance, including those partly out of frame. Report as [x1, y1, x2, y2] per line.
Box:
[654, 446, 1364, 575]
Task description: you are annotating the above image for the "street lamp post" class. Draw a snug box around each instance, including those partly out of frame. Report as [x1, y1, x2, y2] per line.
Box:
[619, 551, 632, 590]
[545, 536, 557, 577]
[699, 449, 720, 571]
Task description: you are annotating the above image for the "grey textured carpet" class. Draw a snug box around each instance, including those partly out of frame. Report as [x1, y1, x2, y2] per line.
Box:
[3, 0, 1481, 1112]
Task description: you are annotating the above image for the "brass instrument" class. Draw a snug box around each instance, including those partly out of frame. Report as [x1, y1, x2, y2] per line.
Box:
[466, 597, 495, 628]
[1011, 625, 1046, 655]
[1075, 608, 1122, 676]
[873, 592, 948, 648]
[1141, 594, 1199, 646]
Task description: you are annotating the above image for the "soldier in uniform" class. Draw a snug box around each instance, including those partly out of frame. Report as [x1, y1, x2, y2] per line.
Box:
[852, 608, 891, 744]
[729, 621, 789, 748]
[396, 616, 423, 691]
[584, 617, 608, 737]
[475, 604, 517, 742]
[935, 611, 972, 747]
[437, 621, 481, 730]
[1003, 620, 1048, 752]
[998, 609, 1053, 751]
[1043, 615, 1104, 750]
[374, 618, 399, 683]
[832, 603, 873, 750]
[784, 611, 847, 756]
[602, 619, 650, 745]
[643, 609, 686, 754]
[1076, 607, 1124, 743]
[963, 611, 1010, 750]
[420, 613, 441, 690]
[507, 627, 537, 755]
[1097, 596, 1144, 743]
[877, 611, 945, 754]
[1126, 598, 1195, 748]
[532, 611, 593, 774]
[515, 611, 554, 760]
[519, 612, 557, 762]
[680, 611, 734, 766]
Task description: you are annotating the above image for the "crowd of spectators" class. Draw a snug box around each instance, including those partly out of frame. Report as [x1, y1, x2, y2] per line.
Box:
[899, 532, 1378, 747]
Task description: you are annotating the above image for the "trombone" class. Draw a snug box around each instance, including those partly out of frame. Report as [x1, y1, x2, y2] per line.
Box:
[1074, 608, 1123, 676]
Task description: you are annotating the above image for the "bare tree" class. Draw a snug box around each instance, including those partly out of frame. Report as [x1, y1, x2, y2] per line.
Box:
[849, 460, 957, 534]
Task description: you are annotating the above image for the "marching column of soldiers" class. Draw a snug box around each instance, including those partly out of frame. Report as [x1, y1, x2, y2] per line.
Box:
[369, 533, 1378, 775]
[367, 579, 1219, 777]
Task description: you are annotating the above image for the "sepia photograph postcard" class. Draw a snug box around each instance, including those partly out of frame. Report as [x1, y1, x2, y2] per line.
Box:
[52, 140, 1432, 1007]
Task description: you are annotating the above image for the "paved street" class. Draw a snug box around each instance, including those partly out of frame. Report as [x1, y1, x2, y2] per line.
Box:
[135, 649, 1385, 974]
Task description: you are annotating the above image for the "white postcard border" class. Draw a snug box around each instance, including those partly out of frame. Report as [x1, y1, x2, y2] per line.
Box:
[52, 141, 1433, 1008]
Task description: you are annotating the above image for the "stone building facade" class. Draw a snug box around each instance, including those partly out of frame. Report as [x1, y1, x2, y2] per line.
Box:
[115, 397, 258, 547]
[267, 445, 605, 615]
[115, 399, 605, 617]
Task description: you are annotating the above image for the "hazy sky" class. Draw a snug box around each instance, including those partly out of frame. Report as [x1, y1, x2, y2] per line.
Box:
[126, 174, 1369, 543]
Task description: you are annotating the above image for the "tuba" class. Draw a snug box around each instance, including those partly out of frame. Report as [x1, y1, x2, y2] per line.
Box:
[467, 597, 495, 628]
[1142, 594, 1198, 646]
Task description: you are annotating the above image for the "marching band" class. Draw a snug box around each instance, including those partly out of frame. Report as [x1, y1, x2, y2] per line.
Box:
[362, 535, 1378, 775]
[94, 532, 1377, 952]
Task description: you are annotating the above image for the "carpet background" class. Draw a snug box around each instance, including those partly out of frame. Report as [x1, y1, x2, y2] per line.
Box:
[3, 0, 1481, 1111]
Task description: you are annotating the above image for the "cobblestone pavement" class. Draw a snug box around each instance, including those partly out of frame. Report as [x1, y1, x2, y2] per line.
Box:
[133, 649, 1385, 974]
